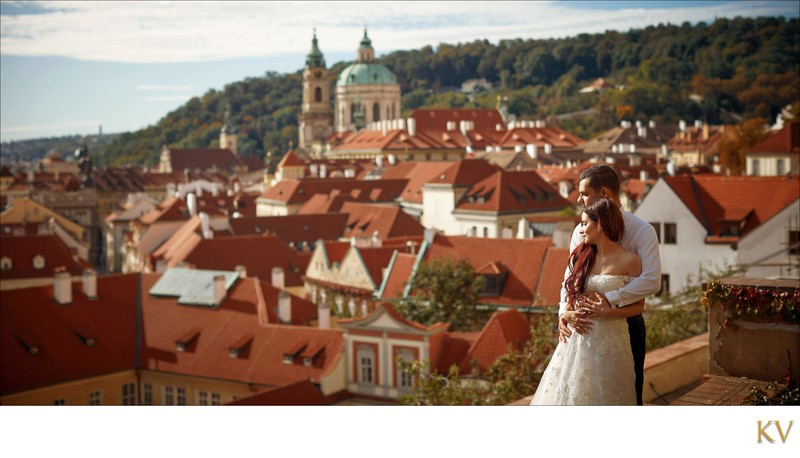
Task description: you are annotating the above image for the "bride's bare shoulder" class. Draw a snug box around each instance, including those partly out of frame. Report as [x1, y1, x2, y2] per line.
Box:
[622, 249, 642, 277]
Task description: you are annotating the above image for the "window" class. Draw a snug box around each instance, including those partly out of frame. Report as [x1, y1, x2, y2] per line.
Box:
[89, 391, 102, 405]
[211, 393, 220, 406]
[54, 398, 66, 405]
[752, 159, 760, 176]
[790, 231, 800, 256]
[663, 223, 677, 244]
[357, 345, 375, 384]
[177, 387, 186, 405]
[0, 256, 11, 271]
[650, 222, 661, 244]
[777, 159, 785, 176]
[657, 274, 670, 297]
[314, 87, 322, 103]
[165, 386, 174, 405]
[396, 349, 416, 388]
[122, 382, 136, 405]
[373, 102, 380, 122]
[350, 103, 357, 123]
[482, 227, 489, 238]
[143, 384, 152, 405]
[199, 391, 208, 406]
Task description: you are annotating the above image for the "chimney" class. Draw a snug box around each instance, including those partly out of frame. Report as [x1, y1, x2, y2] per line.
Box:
[271, 267, 285, 290]
[211, 185, 218, 197]
[702, 123, 709, 141]
[611, 144, 618, 154]
[235, 265, 247, 279]
[376, 155, 383, 168]
[54, 267, 72, 305]
[387, 154, 396, 165]
[679, 120, 686, 132]
[695, 120, 703, 129]
[199, 212, 212, 239]
[186, 192, 197, 217]
[544, 144, 552, 155]
[278, 291, 292, 323]
[318, 304, 330, 329]
[82, 268, 97, 300]
[213, 274, 226, 306]
[527, 144, 537, 159]
[629, 144, 636, 154]
[447, 121, 456, 131]
[407, 117, 416, 136]
[649, 120, 656, 128]
[320, 164, 327, 179]
[515, 145, 523, 153]
[640, 170, 648, 181]
[309, 163, 319, 177]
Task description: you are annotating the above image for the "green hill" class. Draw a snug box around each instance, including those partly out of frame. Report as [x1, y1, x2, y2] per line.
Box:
[92, 16, 798, 168]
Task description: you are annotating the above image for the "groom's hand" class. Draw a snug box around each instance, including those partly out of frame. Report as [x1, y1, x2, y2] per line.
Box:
[582, 292, 612, 318]
[562, 308, 593, 336]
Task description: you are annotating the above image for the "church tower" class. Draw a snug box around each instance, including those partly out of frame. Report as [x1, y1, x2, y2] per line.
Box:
[299, 29, 334, 155]
[219, 102, 238, 155]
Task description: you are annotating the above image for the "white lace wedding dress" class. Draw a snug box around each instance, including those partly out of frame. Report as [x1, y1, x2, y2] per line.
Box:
[530, 274, 636, 405]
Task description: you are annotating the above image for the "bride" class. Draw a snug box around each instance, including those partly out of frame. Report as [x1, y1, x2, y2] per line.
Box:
[530, 198, 644, 405]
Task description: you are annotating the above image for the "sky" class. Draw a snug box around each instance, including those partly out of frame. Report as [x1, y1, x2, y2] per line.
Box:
[1, 0, 797, 142]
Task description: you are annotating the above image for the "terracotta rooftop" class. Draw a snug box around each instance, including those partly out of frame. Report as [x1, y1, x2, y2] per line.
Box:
[748, 122, 799, 155]
[340, 202, 425, 240]
[455, 170, 572, 213]
[228, 213, 349, 247]
[226, 380, 329, 405]
[0, 235, 91, 280]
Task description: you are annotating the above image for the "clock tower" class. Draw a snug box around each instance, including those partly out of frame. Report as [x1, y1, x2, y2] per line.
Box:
[299, 29, 334, 155]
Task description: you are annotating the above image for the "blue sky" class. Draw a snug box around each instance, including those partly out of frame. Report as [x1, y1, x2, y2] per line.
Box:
[1, 0, 797, 142]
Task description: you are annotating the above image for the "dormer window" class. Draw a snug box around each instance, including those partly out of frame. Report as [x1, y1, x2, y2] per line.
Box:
[175, 328, 200, 352]
[283, 341, 308, 365]
[228, 335, 253, 359]
[74, 330, 95, 347]
[32, 254, 45, 270]
[0, 256, 11, 271]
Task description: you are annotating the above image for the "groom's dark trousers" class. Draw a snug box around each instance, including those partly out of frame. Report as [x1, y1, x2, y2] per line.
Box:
[626, 314, 646, 406]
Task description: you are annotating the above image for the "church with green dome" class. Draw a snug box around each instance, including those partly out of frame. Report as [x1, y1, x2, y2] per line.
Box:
[298, 28, 401, 152]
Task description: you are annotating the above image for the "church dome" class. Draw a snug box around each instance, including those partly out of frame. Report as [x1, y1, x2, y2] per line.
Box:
[336, 62, 398, 87]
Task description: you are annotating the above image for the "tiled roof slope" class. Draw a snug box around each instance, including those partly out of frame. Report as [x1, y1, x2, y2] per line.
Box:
[229, 214, 349, 247]
[426, 159, 499, 187]
[379, 252, 417, 299]
[393, 161, 453, 204]
[340, 202, 425, 239]
[455, 170, 572, 213]
[167, 148, 238, 172]
[534, 247, 570, 306]
[458, 309, 531, 374]
[226, 380, 329, 405]
[0, 235, 91, 280]
[497, 126, 585, 149]
[140, 273, 341, 386]
[748, 122, 799, 155]
[425, 235, 553, 307]
[182, 235, 308, 287]
[260, 178, 407, 205]
[0, 274, 139, 395]
[662, 175, 800, 240]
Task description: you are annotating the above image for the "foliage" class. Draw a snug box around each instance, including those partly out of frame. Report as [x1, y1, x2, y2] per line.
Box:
[743, 378, 800, 405]
[79, 16, 799, 168]
[396, 311, 558, 405]
[393, 255, 486, 331]
[701, 280, 800, 324]
[716, 117, 771, 175]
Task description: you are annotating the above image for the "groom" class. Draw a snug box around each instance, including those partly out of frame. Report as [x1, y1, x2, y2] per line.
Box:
[558, 164, 661, 405]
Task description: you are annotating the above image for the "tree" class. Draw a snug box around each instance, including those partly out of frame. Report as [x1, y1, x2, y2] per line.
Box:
[393, 255, 486, 331]
[717, 117, 771, 175]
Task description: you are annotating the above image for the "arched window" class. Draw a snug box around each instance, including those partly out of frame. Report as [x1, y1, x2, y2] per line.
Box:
[373, 102, 380, 122]
[0, 256, 11, 271]
[314, 87, 322, 103]
[351, 103, 357, 123]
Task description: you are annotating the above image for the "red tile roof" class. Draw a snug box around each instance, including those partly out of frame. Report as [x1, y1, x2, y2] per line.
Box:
[166, 148, 238, 172]
[459, 309, 531, 374]
[182, 235, 308, 287]
[138, 197, 188, 225]
[0, 235, 91, 280]
[379, 252, 417, 299]
[260, 178, 407, 205]
[1, 274, 139, 395]
[748, 122, 800, 155]
[321, 240, 351, 266]
[226, 380, 329, 405]
[455, 170, 572, 213]
[352, 246, 399, 288]
[534, 247, 570, 306]
[393, 162, 454, 204]
[497, 127, 585, 149]
[340, 202, 425, 240]
[427, 159, 499, 187]
[139, 273, 342, 386]
[228, 214, 348, 246]
[278, 150, 305, 168]
[662, 175, 800, 240]
[425, 235, 553, 307]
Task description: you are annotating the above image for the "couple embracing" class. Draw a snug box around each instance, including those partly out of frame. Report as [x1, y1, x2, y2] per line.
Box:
[530, 165, 662, 406]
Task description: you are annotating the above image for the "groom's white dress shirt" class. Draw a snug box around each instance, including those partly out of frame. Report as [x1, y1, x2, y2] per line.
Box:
[558, 210, 661, 316]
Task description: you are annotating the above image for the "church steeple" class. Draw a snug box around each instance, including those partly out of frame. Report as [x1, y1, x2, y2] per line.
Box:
[306, 28, 326, 68]
[220, 101, 238, 154]
[357, 27, 375, 63]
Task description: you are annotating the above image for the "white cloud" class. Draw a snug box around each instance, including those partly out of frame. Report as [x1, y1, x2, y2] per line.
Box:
[0, 1, 796, 63]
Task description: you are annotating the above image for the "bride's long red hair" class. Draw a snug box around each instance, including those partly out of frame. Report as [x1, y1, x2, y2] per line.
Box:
[565, 198, 624, 307]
